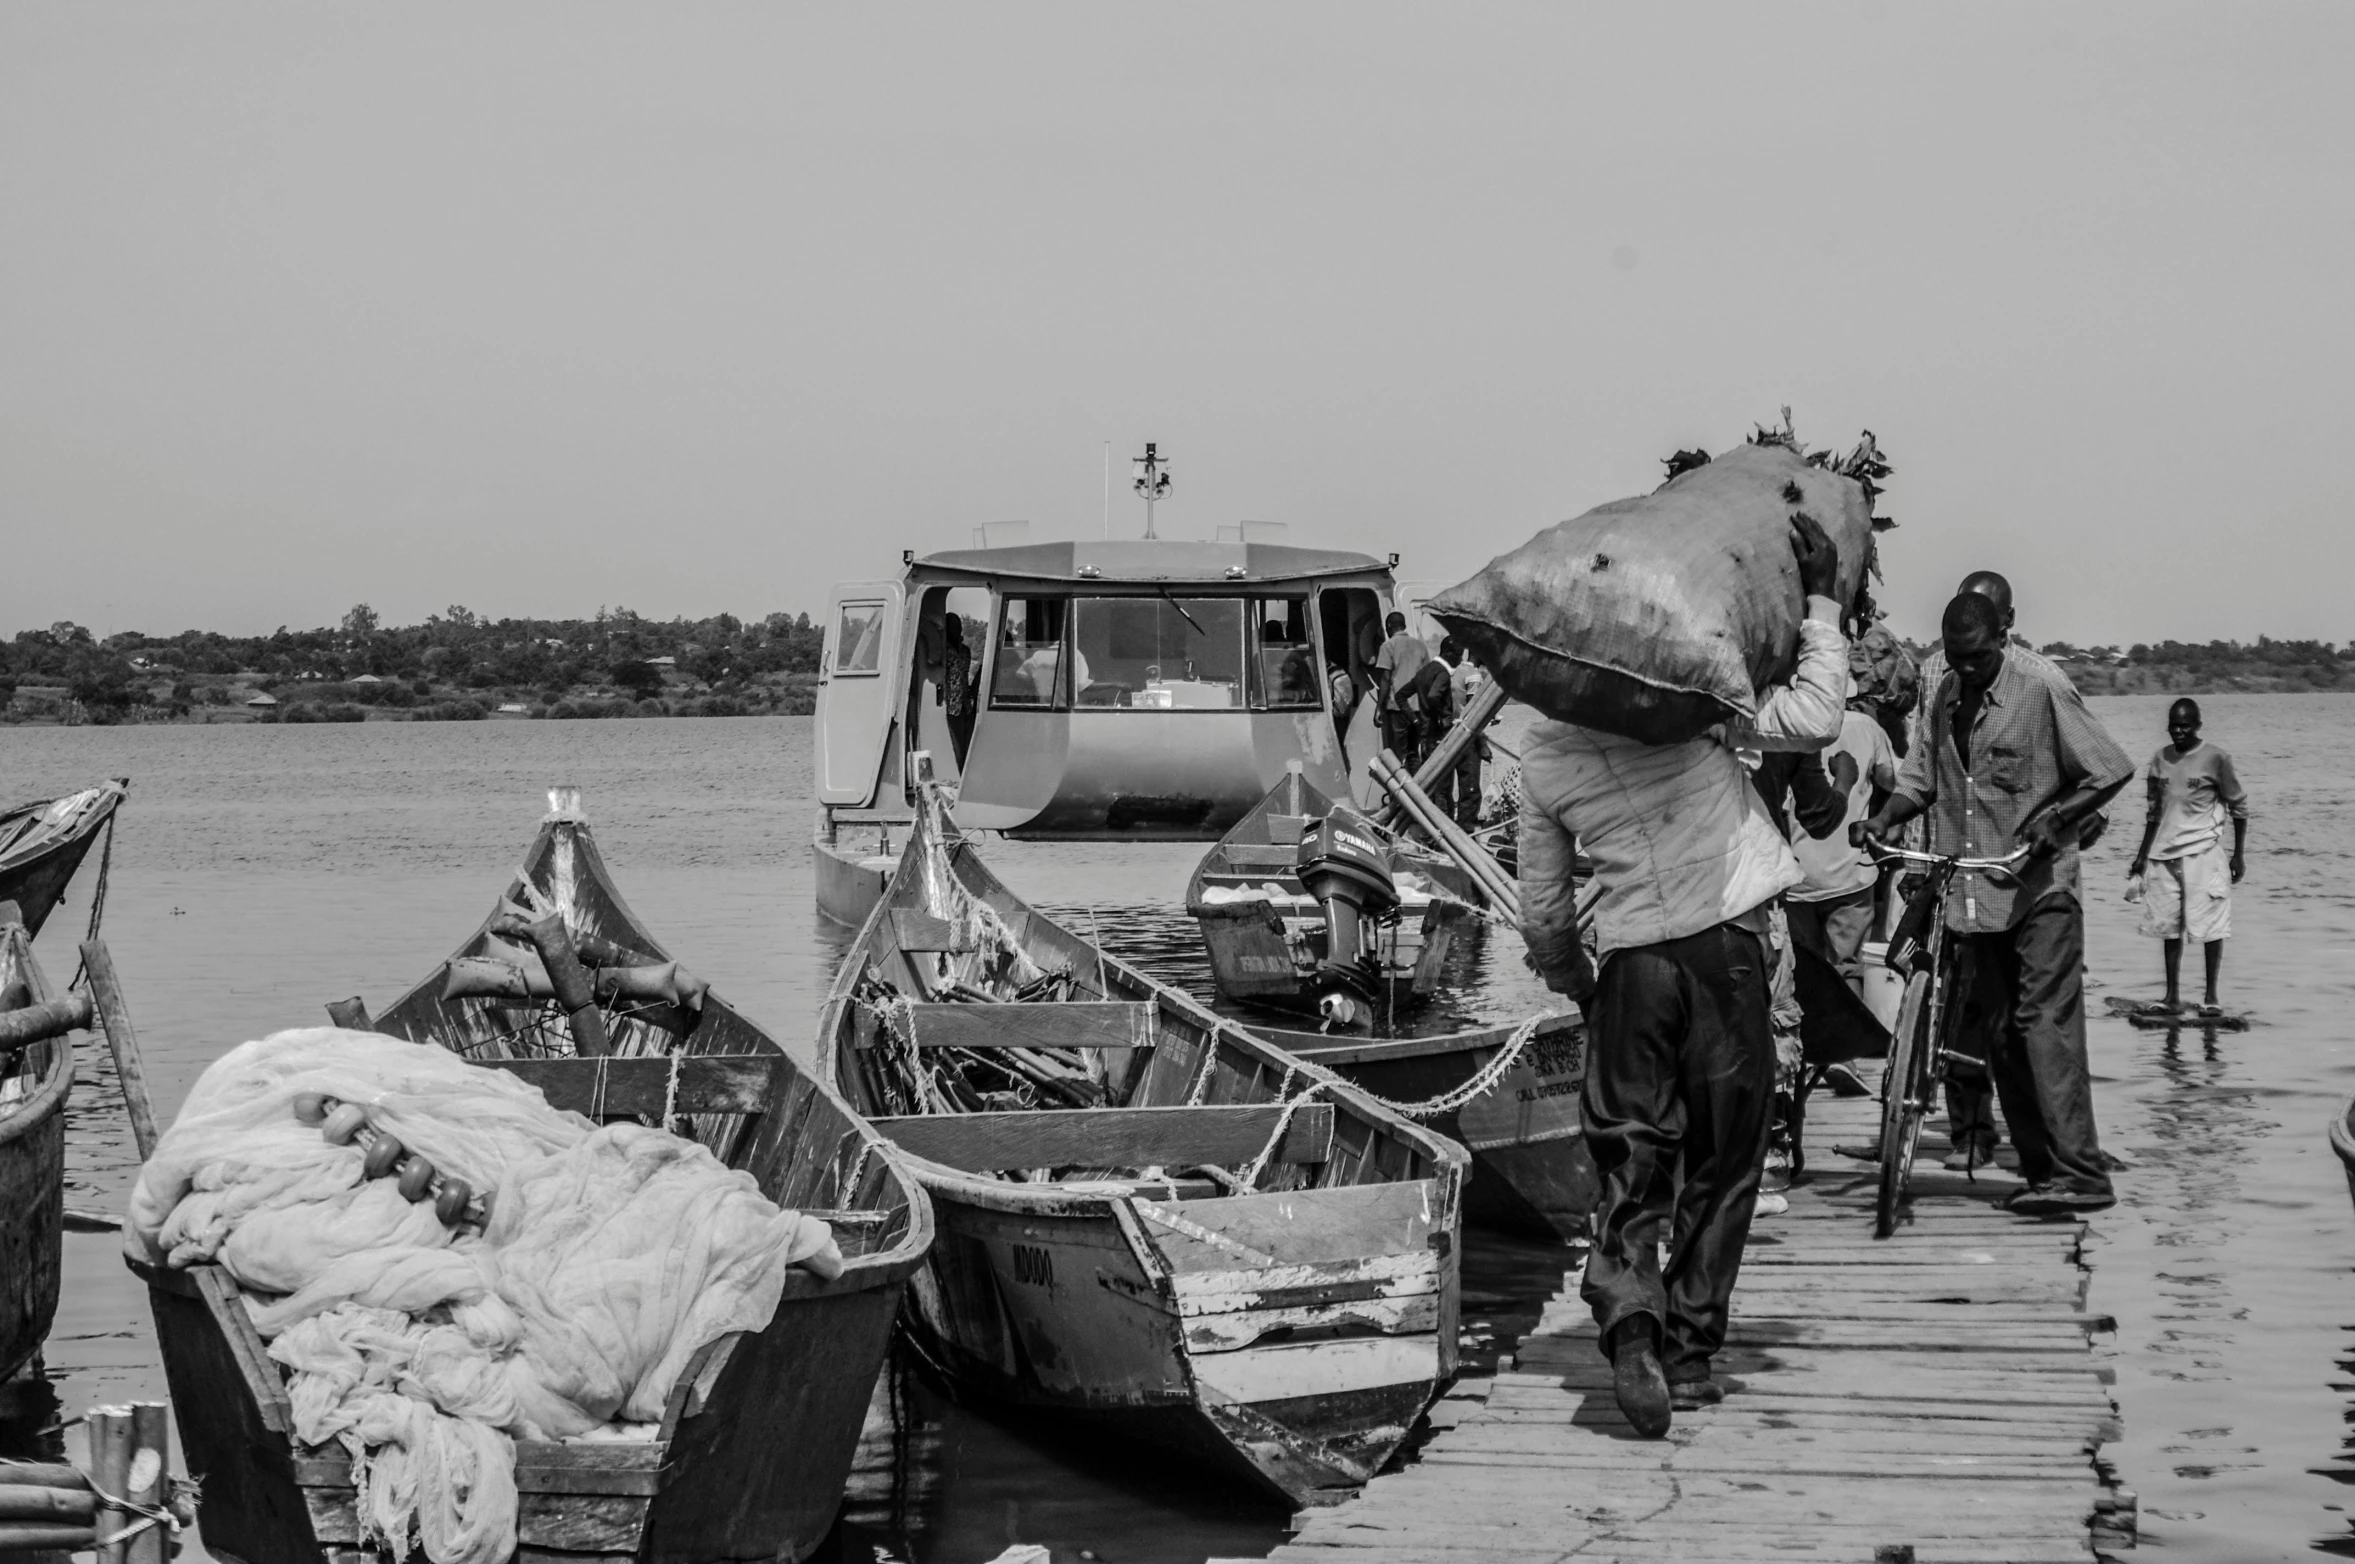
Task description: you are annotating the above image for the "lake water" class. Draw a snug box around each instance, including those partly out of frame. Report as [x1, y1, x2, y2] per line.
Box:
[2, 698, 2350, 1562]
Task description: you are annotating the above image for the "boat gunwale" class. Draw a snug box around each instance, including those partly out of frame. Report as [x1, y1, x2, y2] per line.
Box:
[0, 928, 75, 1152]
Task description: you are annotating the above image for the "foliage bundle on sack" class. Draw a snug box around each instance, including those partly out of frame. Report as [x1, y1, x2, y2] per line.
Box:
[1427, 412, 1895, 744]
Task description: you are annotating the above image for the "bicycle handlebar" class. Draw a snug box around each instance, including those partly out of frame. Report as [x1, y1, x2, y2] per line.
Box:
[1858, 835, 2035, 872]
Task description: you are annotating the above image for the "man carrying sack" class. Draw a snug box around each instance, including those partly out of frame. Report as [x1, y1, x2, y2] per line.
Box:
[1518, 515, 1849, 1438]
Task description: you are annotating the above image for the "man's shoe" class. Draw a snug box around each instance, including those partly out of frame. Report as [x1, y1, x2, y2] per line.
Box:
[1609, 1326, 1672, 1438]
[2006, 1183, 2116, 1216]
[1669, 1376, 1725, 1410]
[1942, 1139, 1999, 1173]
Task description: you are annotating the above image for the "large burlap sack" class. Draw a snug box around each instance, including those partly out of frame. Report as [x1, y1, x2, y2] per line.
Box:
[1427, 441, 1880, 744]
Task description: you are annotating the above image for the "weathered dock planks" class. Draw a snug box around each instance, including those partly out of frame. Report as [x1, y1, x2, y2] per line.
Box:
[1225, 1086, 2134, 1564]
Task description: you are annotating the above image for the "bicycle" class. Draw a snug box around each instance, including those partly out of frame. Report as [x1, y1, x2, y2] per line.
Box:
[1858, 835, 2033, 1238]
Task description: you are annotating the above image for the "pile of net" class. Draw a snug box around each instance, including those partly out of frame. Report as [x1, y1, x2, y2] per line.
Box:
[125, 1028, 842, 1564]
[1426, 416, 1893, 745]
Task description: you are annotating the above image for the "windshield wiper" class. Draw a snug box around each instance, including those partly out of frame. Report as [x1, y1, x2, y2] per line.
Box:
[1156, 587, 1207, 639]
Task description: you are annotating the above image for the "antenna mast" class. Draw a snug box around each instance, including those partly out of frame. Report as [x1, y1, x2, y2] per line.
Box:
[1131, 441, 1172, 539]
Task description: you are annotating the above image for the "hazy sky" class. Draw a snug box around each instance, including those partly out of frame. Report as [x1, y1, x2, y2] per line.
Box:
[5, 4, 2349, 647]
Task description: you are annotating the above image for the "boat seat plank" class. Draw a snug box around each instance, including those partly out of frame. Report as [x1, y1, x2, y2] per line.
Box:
[482, 1054, 782, 1117]
[896, 1002, 1158, 1052]
[1221, 844, 1303, 870]
[871, 1103, 1334, 1171]
[1265, 814, 1312, 845]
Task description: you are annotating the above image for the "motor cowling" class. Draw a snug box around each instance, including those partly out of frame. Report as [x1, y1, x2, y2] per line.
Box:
[1295, 808, 1399, 1016]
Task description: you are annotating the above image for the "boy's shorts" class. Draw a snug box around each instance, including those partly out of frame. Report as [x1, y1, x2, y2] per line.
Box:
[2140, 844, 2232, 942]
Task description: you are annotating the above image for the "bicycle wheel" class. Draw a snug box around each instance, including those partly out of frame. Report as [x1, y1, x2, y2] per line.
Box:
[1874, 970, 1934, 1238]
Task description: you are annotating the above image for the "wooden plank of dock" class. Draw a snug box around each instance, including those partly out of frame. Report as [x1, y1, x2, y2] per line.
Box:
[1226, 1085, 2134, 1564]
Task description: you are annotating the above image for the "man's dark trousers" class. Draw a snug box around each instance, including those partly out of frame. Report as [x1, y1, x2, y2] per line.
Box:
[1580, 921, 1776, 1380]
[1952, 894, 2112, 1196]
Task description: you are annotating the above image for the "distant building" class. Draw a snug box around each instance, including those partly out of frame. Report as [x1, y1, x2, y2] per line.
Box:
[245, 693, 279, 708]
[648, 656, 677, 668]
[352, 674, 383, 684]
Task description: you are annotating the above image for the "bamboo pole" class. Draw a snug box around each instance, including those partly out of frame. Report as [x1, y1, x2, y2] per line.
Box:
[125, 1404, 167, 1564]
[0, 1490, 96, 1521]
[1369, 679, 1509, 830]
[0, 1465, 89, 1493]
[1371, 752, 1520, 920]
[89, 1407, 130, 1564]
[0, 1522, 98, 1552]
[79, 942, 158, 1160]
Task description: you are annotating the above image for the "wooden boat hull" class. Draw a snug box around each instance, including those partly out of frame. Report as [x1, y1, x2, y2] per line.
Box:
[137, 799, 934, 1564]
[0, 780, 127, 941]
[1263, 1015, 1596, 1243]
[0, 923, 73, 1385]
[824, 800, 1468, 1508]
[898, 1173, 1448, 1506]
[1187, 770, 1482, 1016]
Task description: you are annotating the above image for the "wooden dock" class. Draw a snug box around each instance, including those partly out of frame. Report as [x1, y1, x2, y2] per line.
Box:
[1228, 1086, 2135, 1564]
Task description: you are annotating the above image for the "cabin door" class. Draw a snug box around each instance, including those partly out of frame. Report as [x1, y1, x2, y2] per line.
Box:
[815, 582, 906, 806]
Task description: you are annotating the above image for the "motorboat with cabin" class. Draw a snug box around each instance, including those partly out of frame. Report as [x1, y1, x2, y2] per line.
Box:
[813, 527, 1409, 925]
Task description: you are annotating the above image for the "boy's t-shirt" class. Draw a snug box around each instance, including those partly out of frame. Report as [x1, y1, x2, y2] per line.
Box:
[1374, 632, 1433, 702]
[1789, 708, 1900, 901]
[2147, 740, 2248, 860]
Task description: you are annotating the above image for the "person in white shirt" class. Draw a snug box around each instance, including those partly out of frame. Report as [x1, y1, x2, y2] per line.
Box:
[1787, 681, 1900, 965]
[1518, 516, 1847, 1438]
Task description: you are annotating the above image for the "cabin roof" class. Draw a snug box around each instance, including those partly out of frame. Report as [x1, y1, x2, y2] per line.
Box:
[910, 539, 1391, 586]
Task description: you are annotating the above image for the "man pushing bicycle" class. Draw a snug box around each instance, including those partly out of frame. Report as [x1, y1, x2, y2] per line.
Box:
[1852, 592, 2133, 1216]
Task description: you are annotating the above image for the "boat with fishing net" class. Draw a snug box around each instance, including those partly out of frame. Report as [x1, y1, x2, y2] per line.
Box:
[130, 790, 933, 1564]
[820, 792, 1468, 1507]
[0, 906, 76, 1386]
[0, 779, 127, 941]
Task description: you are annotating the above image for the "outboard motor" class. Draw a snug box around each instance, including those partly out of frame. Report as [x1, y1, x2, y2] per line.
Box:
[1294, 807, 1399, 1027]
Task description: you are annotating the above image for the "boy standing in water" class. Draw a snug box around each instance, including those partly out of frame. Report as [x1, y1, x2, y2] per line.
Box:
[2129, 699, 2250, 1016]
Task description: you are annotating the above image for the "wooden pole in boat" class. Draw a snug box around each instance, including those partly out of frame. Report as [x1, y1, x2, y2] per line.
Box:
[79, 941, 159, 1161]
[89, 1408, 129, 1564]
[522, 912, 611, 1057]
[1371, 679, 1509, 832]
[123, 1403, 168, 1564]
[0, 992, 93, 1058]
[1371, 752, 1521, 921]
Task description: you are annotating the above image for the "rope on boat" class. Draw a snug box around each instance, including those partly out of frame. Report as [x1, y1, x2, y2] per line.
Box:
[66, 810, 118, 992]
[1233, 1013, 1556, 1186]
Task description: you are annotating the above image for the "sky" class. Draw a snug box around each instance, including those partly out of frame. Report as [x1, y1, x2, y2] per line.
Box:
[3, 3, 2350, 648]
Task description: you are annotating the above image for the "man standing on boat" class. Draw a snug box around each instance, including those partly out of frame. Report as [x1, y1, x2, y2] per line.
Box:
[1432, 636, 1490, 828]
[2128, 698, 2249, 1016]
[1855, 593, 2133, 1214]
[1373, 611, 1435, 767]
[1518, 515, 1848, 1438]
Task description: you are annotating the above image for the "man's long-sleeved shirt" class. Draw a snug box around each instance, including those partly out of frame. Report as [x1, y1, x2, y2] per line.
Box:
[1519, 597, 1849, 976]
[1891, 651, 2133, 933]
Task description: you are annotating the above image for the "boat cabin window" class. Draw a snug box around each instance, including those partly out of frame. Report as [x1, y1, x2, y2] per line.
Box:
[834, 601, 888, 675]
[1248, 596, 1322, 711]
[991, 596, 1075, 709]
[1071, 596, 1245, 710]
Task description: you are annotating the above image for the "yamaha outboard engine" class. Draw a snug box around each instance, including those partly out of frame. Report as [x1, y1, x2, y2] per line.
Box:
[1294, 808, 1399, 1027]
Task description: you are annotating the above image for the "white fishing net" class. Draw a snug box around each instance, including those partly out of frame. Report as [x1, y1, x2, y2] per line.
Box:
[126, 1027, 840, 1564]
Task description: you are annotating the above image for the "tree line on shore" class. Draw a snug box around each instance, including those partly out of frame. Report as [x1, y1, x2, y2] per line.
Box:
[1, 604, 829, 724]
[5, 606, 2347, 725]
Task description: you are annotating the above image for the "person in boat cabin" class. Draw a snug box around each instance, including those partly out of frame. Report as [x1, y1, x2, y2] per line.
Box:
[942, 614, 977, 766]
[1430, 636, 1488, 828]
[1518, 513, 1847, 1439]
[1855, 592, 2133, 1214]
[1373, 611, 1434, 766]
[2128, 698, 2249, 1016]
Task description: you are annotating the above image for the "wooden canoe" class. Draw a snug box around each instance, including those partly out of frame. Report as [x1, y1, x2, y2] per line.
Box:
[131, 790, 934, 1564]
[0, 909, 75, 1385]
[1184, 768, 1481, 1018]
[819, 794, 1469, 1509]
[1247, 1013, 1595, 1243]
[0, 779, 127, 941]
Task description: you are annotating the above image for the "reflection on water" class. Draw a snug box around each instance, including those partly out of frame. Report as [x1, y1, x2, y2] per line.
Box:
[3, 701, 2354, 1561]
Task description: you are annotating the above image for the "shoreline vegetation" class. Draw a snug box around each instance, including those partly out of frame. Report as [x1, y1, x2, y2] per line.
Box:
[2, 604, 826, 726]
[5, 607, 2346, 727]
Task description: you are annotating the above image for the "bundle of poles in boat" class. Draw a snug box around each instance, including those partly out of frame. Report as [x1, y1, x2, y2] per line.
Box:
[850, 967, 1110, 1120]
[0, 1404, 192, 1560]
[419, 896, 708, 1057]
[1368, 748, 1522, 923]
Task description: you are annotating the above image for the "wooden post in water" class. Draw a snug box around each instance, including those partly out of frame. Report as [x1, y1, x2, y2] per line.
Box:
[124, 1403, 167, 1564]
[78, 942, 157, 1161]
[88, 1408, 129, 1564]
